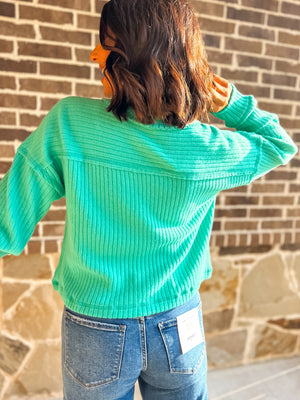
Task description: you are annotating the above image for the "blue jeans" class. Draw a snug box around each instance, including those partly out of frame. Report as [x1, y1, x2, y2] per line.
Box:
[61, 292, 208, 400]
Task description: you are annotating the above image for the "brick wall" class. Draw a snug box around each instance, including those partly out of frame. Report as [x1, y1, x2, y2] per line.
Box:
[0, 0, 299, 256]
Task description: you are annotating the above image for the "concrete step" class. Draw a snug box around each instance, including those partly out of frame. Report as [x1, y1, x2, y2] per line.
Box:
[35, 355, 300, 400]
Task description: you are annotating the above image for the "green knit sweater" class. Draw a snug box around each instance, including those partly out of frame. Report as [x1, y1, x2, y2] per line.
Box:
[0, 83, 298, 318]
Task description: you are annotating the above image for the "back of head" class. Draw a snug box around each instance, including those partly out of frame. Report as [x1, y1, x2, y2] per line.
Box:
[100, 0, 215, 129]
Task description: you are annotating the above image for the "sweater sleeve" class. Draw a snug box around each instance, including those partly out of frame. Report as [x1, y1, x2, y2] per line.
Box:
[210, 83, 299, 186]
[0, 102, 65, 258]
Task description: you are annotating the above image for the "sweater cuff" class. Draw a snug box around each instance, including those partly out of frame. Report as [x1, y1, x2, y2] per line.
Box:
[210, 83, 257, 127]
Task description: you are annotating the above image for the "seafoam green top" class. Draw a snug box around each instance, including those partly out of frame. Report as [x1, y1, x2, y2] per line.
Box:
[0, 83, 298, 317]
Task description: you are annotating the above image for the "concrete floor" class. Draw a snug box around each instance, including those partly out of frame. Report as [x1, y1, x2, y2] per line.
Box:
[40, 355, 300, 400]
[207, 355, 300, 400]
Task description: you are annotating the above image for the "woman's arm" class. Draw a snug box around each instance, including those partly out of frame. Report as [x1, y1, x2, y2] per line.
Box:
[209, 75, 298, 184]
[0, 101, 65, 258]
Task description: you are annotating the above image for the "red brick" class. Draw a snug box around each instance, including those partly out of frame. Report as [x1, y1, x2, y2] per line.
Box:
[40, 97, 61, 111]
[238, 25, 275, 41]
[43, 224, 65, 236]
[250, 208, 282, 218]
[224, 221, 258, 230]
[0, 20, 35, 38]
[227, 234, 237, 246]
[262, 233, 271, 245]
[40, 26, 91, 46]
[227, 6, 264, 24]
[268, 15, 300, 31]
[232, 84, 270, 98]
[289, 183, 300, 193]
[225, 37, 262, 54]
[241, 0, 278, 11]
[278, 31, 300, 46]
[0, 75, 16, 90]
[77, 14, 99, 30]
[95, 68, 103, 81]
[198, 17, 235, 34]
[279, 118, 300, 130]
[53, 197, 66, 207]
[222, 186, 247, 193]
[287, 208, 300, 217]
[284, 232, 293, 244]
[265, 170, 298, 181]
[27, 241, 42, 254]
[19, 5, 73, 24]
[20, 113, 46, 127]
[0, 39, 13, 53]
[0, 112, 16, 125]
[239, 234, 248, 246]
[75, 83, 103, 98]
[225, 196, 259, 205]
[262, 220, 293, 229]
[0, 59, 37, 74]
[237, 55, 272, 70]
[265, 43, 299, 61]
[40, 62, 90, 79]
[290, 158, 300, 168]
[282, 1, 300, 16]
[0, 144, 15, 157]
[273, 233, 282, 243]
[0, 1, 15, 17]
[18, 42, 72, 59]
[256, 102, 291, 115]
[219, 245, 272, 255]
[215, 235, 225, 247]
[262, 73, 297, 87]
[221, 68, 258, 82]
[274, 89, 300, 102]
[282, 243, 300, 251]
[250, 234, 259, 246]
[206, 49, 233, 64]
[76, 48, 92, 62]
[0, 128, 30, 141]
[0, 94, 36, 109]
[214, 208, 247, 218]
[275, 60, 300, 75]
[203, 34, 221, 48]
[251, 183, 285, 193]
[20, 78, 72, 94]
[263, 196, 294, 205]
[44, 240, 60, 253]
[41, 209, 66, 222]
[0, 161, 12, 174]
[39, 0, 90, 11]
[212, 221, 221, 231]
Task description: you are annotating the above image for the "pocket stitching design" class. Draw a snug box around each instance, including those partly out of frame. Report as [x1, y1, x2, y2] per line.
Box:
[65, 309, 126, 332]
[158, 303, 205, 374]
[64, 311, 126, 388]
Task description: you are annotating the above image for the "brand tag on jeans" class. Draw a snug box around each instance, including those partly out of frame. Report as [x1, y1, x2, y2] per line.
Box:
[176, 307, 204, 355]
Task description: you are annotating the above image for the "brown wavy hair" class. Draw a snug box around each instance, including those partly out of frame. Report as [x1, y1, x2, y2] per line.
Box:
[100, 0, 216, 129]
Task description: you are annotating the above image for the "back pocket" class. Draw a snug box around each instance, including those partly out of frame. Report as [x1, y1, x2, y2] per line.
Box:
[158, 304, 205, 374]
[63, 308, 126, 388]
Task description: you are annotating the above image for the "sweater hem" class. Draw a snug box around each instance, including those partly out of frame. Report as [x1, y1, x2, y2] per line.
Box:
[55, 289, 201, 319]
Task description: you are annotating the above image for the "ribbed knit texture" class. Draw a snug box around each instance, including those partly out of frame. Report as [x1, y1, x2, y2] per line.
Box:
[0, 84, 298, 318]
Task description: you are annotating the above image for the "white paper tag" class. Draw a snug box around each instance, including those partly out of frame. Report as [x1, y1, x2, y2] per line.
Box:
[176, 307, 204, 355]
